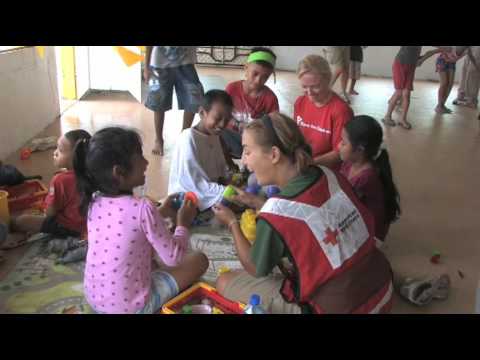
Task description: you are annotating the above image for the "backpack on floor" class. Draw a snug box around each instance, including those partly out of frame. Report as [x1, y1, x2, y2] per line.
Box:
[0, 164, 42, 187]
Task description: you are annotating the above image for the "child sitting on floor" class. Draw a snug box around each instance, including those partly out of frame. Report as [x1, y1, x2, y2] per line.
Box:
[168, 89, 237, 212]
[221, 47, 280, 158]
[9, 130, 91, 247]
[338, 115, 400, 244]
[338, 115, 450, 306]
[73, 126, 208, 314]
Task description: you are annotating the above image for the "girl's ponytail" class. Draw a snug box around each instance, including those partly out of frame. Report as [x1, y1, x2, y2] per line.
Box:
[373, 148, 401, 224]
[73, 138, 97, 216]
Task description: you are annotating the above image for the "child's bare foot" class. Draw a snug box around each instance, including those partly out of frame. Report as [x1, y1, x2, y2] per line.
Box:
[349, 90, 359, 95]
[381, 117, 396, 127]
[397, 121, 412, 130]
[435, 106, 452, 114]
[152, 139, 164, 156]
[341, 92, 351, 104]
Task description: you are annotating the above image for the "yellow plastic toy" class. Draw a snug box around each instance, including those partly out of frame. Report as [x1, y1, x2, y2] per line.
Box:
[218, 266, 231, 275]
[240, 209, 257, 244]
[0, 190, 10, 225]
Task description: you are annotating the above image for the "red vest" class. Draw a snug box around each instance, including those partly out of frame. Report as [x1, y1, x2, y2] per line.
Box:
[258, 167, 393, 314]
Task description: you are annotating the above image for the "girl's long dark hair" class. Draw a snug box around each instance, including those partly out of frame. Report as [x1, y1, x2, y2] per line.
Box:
[345, 115, 401, 224]
[73, 127, 143, 216]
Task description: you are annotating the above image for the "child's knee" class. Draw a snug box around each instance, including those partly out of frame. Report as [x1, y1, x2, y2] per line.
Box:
[216, 273, 230, 295]
[192, 251, 209, 272]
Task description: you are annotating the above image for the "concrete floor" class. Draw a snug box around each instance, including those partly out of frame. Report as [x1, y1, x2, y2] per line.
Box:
[2, 66, 479, 314]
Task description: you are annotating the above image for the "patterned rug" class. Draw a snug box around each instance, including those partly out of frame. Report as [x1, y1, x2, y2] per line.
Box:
[0, 240, 93, 314]
[0, 224, 241, 314]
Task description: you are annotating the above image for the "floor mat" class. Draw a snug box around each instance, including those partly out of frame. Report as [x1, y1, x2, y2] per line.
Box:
[0, 224, 242, 313]
[0, 241, 93, 314]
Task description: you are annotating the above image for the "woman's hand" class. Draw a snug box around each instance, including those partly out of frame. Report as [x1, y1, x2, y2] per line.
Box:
[212, 203, 237, 227]
[230, 186, 265, 211]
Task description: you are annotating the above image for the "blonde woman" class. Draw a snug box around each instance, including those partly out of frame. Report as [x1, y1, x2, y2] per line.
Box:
[294, 54, 353, 170]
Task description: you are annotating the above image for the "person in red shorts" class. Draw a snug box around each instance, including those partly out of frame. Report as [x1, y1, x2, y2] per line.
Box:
[382, 46, 442, 130]
[294, 54, 353, 170]
[11, 129, 91, 242]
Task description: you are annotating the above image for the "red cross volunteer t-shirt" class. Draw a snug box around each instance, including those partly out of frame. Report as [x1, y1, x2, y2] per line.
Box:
[294, 93, 353, 167]
[225, 80, 279, 132]
[44, 170, 85, 234]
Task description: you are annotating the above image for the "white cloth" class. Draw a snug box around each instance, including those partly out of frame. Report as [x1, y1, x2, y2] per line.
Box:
[168, 128, 228, 211]
[150, 46, 197, 69]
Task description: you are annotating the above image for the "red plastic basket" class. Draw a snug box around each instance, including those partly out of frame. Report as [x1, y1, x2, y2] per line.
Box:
[161, 282, 245, 314]
[0, 180, 48, 213]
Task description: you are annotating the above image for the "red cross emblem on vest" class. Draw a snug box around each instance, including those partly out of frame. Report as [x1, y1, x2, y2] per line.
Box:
[323, 228, 338, 246]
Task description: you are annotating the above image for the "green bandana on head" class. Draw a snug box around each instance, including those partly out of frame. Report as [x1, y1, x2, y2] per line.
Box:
[247, 51, 276, 67]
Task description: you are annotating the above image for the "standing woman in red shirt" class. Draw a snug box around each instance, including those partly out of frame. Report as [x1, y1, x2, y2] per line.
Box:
[294, 54, 354, 170]
[11, 130, 91, 242]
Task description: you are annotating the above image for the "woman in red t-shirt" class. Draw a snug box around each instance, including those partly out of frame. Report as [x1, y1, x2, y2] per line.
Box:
[294, 55, 353, 170]
[222, 47, 280, 158]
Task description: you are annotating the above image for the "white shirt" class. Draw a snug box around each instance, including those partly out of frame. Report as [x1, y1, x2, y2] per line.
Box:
[168, 128, 228, 211]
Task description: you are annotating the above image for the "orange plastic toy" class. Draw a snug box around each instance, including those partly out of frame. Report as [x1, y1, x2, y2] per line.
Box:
[20, 148, 32, 160]
[184, 191, 198, 206]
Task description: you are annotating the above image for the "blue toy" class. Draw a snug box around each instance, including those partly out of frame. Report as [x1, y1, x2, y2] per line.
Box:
[265, 186, 281, 198]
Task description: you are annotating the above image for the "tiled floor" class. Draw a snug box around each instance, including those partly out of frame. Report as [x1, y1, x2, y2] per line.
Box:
[2, 66, 479, 313]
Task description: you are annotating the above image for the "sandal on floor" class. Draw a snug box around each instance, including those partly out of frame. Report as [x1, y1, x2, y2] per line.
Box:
[382, 118, 396, 127]
[399, 278, 435, 306]
[431, 274, 451, 300]
[397, 121, 412, 130]
[399, 274, 451, 306]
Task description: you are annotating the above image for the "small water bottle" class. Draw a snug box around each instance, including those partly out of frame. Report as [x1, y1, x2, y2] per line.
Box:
[244, 294, 267, 314]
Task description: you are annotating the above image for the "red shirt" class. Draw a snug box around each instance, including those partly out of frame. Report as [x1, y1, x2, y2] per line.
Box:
[294, 93, 353, 165]
[44, 170, 85, 234]
[225, 80, 279, 132]
[340, 162, 389, 241]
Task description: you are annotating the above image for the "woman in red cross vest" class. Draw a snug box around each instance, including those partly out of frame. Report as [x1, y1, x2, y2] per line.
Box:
[212, 112, 393, 314]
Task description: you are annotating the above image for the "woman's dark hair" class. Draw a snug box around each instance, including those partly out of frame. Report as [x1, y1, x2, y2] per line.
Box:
[64, 129, 91, 148]
[201, 89, 233, 112]
[344, 115, 401, 224]
[73, 127, 143, 216]
[249, 47, 277, 70]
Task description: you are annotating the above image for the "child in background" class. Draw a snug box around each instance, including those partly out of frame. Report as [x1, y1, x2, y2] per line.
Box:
[73, 127, 208, 314]
[434, 47, 464, 114]
[453, 46, 480, 109]
[324, 46, 351, 103]
[11, 130, 91, 244]
[382, 46, 442, 130]
[222, 47, 279, 159]
[338, 115, 400, 244]
[348, 46, 367, 95]
[168, 90, 236, 212]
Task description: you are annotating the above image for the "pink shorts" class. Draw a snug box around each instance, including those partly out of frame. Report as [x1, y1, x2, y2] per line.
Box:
[392, 59, 416, 91]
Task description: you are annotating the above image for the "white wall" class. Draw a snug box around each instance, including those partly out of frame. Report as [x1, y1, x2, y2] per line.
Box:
[75, 46, 91, 99]
[88, 46, 141, 101]
[271, 46, 464, 82]
[0, 47, 60, 160]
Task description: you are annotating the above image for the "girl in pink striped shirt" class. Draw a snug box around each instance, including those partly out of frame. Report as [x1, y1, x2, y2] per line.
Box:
[73, 127, 208, 314]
